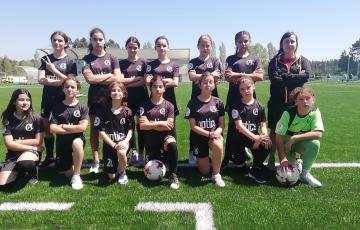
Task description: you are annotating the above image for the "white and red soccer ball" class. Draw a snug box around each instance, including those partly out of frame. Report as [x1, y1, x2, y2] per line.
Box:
[276, 165, 299, 186]
[144, 160, 166, 181]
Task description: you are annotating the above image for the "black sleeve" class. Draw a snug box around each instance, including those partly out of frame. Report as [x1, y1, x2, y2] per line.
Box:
[268, 56, 284, 86]
[288, 56, 311, 85]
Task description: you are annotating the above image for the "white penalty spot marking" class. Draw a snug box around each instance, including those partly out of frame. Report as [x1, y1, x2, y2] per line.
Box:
[136, 202, 216, 230]
[0, 202, 74, 211]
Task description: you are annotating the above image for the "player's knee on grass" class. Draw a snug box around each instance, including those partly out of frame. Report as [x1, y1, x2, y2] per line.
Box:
[197, 157, 211, 175]
[163, 136, 176, 151]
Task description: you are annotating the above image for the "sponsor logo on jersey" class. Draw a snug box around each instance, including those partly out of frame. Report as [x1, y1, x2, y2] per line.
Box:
[206, 62, 213, 69]
[188, 63, 194, 71]
[166, 66, 173, 72]
[160, 108, 166, 115]
[210, 105, 218, 113]
[198, 118, 216, 129]
[59, 63, 67, 70]
[244, 121, 256, 132]
[246, 60, 254, 66]
[275, 122, 283, 133]
[136, 65, 142, 72]
[25, 123, 33, 131]
[94, 116, 101, 127]
[73, 110, 81, 118]
[253, 108, 258, 115]
[108, 132, 125, 142]
[185, 107, 191, 117]
[104, 60, 111, 66]
[146, 65, 152, 72]
[139, 107, 144, 116]
[120, 118, 126, 125]
[231, 109, 239, 119]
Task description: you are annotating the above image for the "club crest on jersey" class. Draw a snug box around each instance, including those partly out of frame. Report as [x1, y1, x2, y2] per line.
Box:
[104, 60, 111, 66]
[94, 116, 100, 127]
[136, 65, 142, 72]
[185, 107, 191, 117]
[246, 60, 254, 66]
[166, 66, 173, 72]
[210, 105, 218, 113]
[206, 62, 213, 69]
[59, 63, 67, 70]
[188, 63, 194, 71]
[275, 122, 284, 133]
[231, 109, 239, 119]
[73, 110, 81, 118]
[139, 107, 144, 116]
[25, 123, 33, 131]
[160, 108, 166, 115]
[146, 65, 152, 72]
[253, 108, 258, 115]
[120, 118, 126, 125]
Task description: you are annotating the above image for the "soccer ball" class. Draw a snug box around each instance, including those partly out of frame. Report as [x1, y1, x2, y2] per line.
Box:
[276, 165, 299, 186]
[144, 160, 166, 181]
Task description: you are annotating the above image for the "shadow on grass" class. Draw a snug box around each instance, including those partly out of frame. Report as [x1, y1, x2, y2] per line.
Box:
[0, 176, 28, 193]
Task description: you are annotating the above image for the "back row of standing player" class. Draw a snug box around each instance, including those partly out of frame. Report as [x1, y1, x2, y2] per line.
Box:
[1, 28, 316, 190]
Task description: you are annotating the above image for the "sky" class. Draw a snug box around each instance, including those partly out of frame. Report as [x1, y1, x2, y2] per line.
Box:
[0, 0, 359, 61]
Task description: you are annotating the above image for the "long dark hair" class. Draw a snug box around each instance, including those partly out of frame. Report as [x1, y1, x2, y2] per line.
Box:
[278, 31, 298, 55]
[101, 81, 128, 108]
[88, 27, 106, 53]
[1, 89, 34, 126]
[50, 31, 70, 49]
[235, 31, 251, 55]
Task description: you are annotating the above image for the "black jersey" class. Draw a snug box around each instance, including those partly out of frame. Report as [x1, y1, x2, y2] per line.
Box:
[139, 99, 174, 138]
[225, 54, 261, 105]
[39, 54, 77, 106]
[228, 99, 266, 136]
[2, 113, 44, 159]
[119, 58, 149, 106]
[82, 53, 120, 104]
[188, 57, 221, 98]
[94, 106, 134, 150]
[146, 59, 179, 114]
[49, 101, 89, 141]
[185, 96, 225, 132]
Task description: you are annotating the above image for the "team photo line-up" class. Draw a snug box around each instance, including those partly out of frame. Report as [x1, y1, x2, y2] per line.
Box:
[0, 28, 324, 190]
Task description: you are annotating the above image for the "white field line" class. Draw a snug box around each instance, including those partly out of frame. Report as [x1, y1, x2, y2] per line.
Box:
[135, 202, 216, 230]
[0, 202, 74, 211]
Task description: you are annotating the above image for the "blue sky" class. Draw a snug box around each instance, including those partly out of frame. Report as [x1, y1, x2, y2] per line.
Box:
[0, 0, 359, 61]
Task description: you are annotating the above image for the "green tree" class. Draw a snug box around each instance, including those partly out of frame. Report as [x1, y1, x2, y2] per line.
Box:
[106, 39, 120, 48]
[211, 41, 217, 58]
[249, 43, 269, 75]
[219, 42, 226, 68]
[267, 42, 277, 59]
[143, 41, 153, 49]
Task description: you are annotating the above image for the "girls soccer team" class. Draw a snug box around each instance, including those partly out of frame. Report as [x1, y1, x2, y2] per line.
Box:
[1, 29, 324, 190]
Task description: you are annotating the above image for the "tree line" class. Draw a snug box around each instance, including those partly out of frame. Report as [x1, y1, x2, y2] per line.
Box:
[2, 37, 360, 79]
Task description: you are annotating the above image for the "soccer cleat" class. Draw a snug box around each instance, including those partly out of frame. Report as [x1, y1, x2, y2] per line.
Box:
[296, 158, 303, 175]
[118, 172, 128, 185]
[169, 173, 180, 189]
[89, 160, 100, 174]
[267, 157, 276, 172]
[28, 167, 39, 184]
[300, 172, 322, 188]
[249, 167, 267, 184]
[128, 150, 139, 166]
[137, 154, 146, 167]
[236, 164, 250, 175]
[71, 174, 84, 190]
[39, 157, 55, 168]
[188, 151, 196, 165]
[211, 173, 225, 187]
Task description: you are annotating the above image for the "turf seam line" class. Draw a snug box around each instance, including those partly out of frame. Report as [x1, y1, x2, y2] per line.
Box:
[0, 202, 74, 211]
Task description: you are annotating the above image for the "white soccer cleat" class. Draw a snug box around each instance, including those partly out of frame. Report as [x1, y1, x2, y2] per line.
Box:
[296, 158, 303, 175]
[300, 172, 322, 188]
[71, 175, 84, 190]
[188, 151, 196, 165]
[211, 173, 225, 187]
[169, 173, 180, 190]
[118, 172, 128, 185]
[89, 160, 100, 174]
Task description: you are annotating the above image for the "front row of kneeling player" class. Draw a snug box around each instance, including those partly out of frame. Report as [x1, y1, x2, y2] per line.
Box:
[0, 73, 324, 190]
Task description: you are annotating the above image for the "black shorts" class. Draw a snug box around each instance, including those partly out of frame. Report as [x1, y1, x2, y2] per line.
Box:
[103, 147, 118, 174]
[267, 100, 287, 129]
[55, 134, 85, 171]
[145, 132, 175, 160]
[191, 132, 211, 158]
[1, 150, 40, 172]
